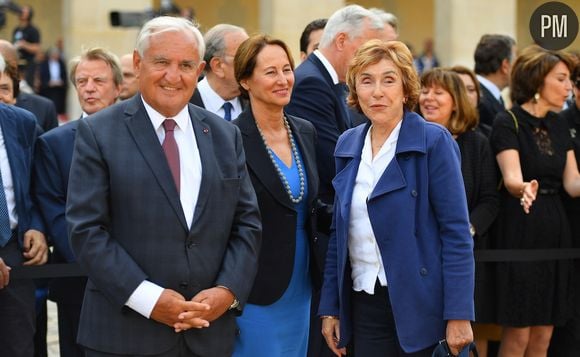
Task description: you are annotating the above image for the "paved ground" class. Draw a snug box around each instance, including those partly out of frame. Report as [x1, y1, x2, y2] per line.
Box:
[47, 301, 60, 356]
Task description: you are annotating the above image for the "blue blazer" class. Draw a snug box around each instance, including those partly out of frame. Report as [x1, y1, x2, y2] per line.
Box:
[318, 111, 475, 353]
[286, 54, 351, 204]
[0, 104, 44, 244]
[34, 120, 86, 304]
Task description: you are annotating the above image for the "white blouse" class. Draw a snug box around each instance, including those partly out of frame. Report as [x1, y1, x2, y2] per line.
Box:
[348, 122, 401, 294]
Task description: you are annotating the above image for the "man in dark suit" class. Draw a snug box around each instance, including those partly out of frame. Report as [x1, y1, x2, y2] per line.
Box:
[38, 46, 68, 116]
[0, 39, 58, 133]
[66, 16, 261, 356]
[473, 34, 516, 136]
[34, 47, 122, 357]
[285, 5, 384, 357]
[0, 56, 48, 357]
[119, 53, 139, 100]
[189, 24, 248, 120]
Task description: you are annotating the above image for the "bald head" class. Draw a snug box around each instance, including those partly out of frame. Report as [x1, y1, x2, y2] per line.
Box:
[0, 40, 19, 68]
[119, 53, 138, 100]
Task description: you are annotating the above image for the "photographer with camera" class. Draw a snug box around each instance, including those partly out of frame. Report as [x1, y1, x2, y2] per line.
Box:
[12, 5, 40, 89]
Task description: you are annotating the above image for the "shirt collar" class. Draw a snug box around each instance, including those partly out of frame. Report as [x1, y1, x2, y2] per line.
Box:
[197, 77, 240, 114]
[361, 121, 402, 165]
[141, 95, 190, 131]
[477, 75, 503, 102]
[313, 50, 339, 85]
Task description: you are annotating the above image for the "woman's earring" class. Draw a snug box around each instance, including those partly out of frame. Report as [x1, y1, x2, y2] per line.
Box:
[534, 93, 540, 102]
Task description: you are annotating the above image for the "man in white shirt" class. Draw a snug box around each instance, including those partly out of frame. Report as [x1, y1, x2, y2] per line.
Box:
[66, 16, 261, 356]
[190, 24, 248, 121]
[474, 34, 517, 136]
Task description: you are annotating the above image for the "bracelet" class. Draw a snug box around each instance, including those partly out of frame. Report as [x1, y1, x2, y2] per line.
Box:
[320, 315, 338, 320]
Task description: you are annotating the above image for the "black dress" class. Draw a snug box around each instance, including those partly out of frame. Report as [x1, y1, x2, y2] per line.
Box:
[456, 129, 499, 323]
[549, 104, 580, 355]
[490, 106, 573, 326]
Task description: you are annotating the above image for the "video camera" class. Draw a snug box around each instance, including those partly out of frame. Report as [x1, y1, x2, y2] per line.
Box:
[110, 0, 181, 27]
[0, 0, 21, 29]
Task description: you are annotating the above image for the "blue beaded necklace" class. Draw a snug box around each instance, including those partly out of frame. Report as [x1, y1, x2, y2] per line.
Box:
[256, 116, 305, 204]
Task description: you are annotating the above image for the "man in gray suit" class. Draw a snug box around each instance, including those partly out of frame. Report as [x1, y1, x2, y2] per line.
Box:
[66, 16, 261, 356]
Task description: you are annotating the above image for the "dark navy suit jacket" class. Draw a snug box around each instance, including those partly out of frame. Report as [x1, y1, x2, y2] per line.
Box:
[318, 112, 475, 353]
[286, 54, 351, 204]
[477, 84, 505, 137]
[0, 104, 44, 243]
[16, 92, 58, 134]
[34, 120, 86, 303]
[66, 96, 261, 356]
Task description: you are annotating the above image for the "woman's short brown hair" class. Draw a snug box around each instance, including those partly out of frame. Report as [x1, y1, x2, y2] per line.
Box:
[234, 34, 295, 98]
[511, 45, 574, 105]
[346, 39, 420, 113]
[449, 65, 481, 105]
[420, 68, 479, 135]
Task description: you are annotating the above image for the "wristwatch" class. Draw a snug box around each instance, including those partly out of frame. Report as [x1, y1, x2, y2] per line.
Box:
[229, 297, 240, 310]
[216, 285, 239, 310]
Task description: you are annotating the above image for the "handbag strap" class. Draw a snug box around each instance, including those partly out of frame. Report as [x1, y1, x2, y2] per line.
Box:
[506, 109, 519, 133]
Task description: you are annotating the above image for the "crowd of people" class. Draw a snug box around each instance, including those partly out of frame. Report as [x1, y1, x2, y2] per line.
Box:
[0, 3, 579, 357]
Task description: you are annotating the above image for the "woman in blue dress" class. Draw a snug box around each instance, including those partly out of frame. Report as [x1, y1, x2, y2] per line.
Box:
[232, 34, 323, 356]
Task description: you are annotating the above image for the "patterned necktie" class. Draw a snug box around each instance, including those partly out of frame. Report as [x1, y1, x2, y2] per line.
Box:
[162, 119, 180, 194]
[0, 169, 12, 247]
[223, 102, 233, 121]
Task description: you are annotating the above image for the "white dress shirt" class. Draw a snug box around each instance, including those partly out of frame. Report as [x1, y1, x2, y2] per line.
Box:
[313, 50, 339, 85]
[197, 77, 243, 120]
[477, 75, 503, 103]
[349, 122, 401, 294]
[0, 125, 18, 230]
[126, 98, 203, 318]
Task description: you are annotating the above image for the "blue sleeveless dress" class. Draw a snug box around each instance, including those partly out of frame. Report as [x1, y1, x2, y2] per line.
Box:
[233, 143, 312, 357]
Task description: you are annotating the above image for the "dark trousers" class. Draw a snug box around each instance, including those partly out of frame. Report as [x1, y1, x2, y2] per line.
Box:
[58, 302, 85, 357]
[0, 237, 36, 357]
[351, 283, 434, 357]
[85, 335, 199, 357]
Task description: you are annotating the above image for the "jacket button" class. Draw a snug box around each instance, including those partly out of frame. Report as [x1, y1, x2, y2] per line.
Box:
[311, 208, 316, 214]
[179, 282, 188, 288]
[411, 190, 418, 197]
[420, 268, 428, 276]
[313, 236, 318, 243]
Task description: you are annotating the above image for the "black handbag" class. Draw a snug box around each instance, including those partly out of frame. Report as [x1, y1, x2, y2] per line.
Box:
[432, 340, 478, 357]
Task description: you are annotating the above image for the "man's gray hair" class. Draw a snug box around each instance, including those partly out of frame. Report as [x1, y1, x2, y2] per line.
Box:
[0, 54, 5, 73]
[204, 24, 247, 64]
[369, 8, 398, 34]
[135, 16, 205, 63]
[319, 5, 383, 49]
[69, 47, 123, 87]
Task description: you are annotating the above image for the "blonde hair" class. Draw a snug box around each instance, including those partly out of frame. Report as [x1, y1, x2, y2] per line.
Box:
[346, 39, 420, 112]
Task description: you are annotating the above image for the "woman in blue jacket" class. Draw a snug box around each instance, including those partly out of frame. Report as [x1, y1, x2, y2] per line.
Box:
[318, 40, 475, 356]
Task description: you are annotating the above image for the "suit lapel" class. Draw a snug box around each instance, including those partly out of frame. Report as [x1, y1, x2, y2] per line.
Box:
[308, 55, 350, 132]
[237, 110, 294, 211]
[123, 97, 188, 231]
[189, 104, 219, 229]
[0, 113, 22, 203]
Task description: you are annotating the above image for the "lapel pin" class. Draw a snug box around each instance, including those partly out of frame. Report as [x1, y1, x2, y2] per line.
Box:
[203, 127, 209, 134]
